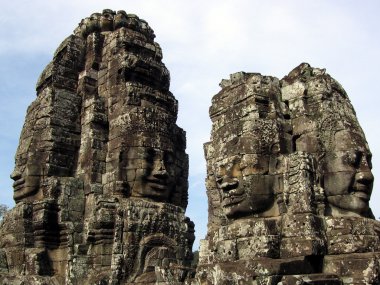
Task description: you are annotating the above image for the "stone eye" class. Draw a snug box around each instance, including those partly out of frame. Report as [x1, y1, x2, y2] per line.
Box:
[346, 151, 361, 167]
[367, 154, 373, 169]
[144, 148, 155, 163]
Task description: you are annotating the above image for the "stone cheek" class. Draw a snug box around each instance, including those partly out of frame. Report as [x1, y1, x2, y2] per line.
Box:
[0, 10, 193, 285]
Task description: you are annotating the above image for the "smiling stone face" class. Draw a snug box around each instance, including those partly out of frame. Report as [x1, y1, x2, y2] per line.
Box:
[322, 130, 374, 217]
[282, 63, 376, 218]
[11, 151, 47, 203]
[214, 152, 274, 218]
[204, 73, 285, 223]
[10, 85, 82, 203]
[125, 146, 176, 202]
[10, 93, 51, 203]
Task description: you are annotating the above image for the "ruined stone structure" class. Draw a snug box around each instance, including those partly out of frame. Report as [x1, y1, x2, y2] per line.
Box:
[0, 9, 379, 285]
[195, 64, 380, 284]
[0, 10, 194, 285]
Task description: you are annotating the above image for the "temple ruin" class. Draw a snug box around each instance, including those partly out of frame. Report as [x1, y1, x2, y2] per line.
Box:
[195, 64, 380, 284]
[0, 10, 194, 285]
[0, 9, 379, 285]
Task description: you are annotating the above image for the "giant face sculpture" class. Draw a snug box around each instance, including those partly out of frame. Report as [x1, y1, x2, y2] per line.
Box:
[125, 146, 176, 202]
[213, 139, 275, 219]
[322, 130, 374, 217]
[205, 73, 282, 221]
[10, 98, 51, 203]
[11, 152, 46, 203]
[105, 20, 184, 206]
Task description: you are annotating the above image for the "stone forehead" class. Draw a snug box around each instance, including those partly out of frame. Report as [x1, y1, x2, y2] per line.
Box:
[212, 75, 280, 113]
[218, 72, 279, 89]
[325, 129, 369, 153]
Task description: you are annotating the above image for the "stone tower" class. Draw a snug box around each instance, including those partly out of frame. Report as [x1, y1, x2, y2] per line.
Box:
[0, 9, 194, 285]
[195, 64, 380, 284]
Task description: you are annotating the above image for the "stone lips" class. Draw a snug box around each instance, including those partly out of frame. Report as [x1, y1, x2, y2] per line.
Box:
[0, 9, 193, 285]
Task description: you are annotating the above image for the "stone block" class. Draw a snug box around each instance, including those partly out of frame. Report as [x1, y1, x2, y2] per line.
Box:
[237, 235, 280, 259]
[280, 237, 325, 258]
[323, 253, 380, 284]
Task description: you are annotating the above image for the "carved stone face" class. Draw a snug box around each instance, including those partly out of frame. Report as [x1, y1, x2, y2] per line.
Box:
[323, 130, 374, 216]
[126, 146, 175, 202]
[215, 153, 274, 218]
[11, 150, 47, 203]
[10, 99, 50, 203]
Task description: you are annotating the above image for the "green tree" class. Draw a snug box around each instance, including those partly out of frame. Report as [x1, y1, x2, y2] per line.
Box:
[0, 204, 8, 221]
[191, 250, 199, 268]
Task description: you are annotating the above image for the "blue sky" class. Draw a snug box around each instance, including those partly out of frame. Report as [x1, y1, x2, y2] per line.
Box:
[1, 0, 380, 249]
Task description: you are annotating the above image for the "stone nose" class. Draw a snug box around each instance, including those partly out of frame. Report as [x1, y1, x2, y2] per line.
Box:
[10, 169, 21, 181]
[355, 170, 374, 185]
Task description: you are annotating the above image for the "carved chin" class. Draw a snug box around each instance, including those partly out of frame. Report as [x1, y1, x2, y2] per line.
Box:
[222, 195, 245, 209]
[13, 186, 39, 202]
[223, 198, 271, 219]
[131, 180, 172, 202]
[327, 195, 370, 216]
[146, 187, 170, 200]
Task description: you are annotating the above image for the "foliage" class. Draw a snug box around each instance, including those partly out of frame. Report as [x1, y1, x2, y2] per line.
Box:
[0, 204, 8, 221]
[191, 250, 199, 268]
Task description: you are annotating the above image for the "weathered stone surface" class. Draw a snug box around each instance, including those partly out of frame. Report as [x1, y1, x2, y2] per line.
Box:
[194, 64, 380, 284]
[0, 9, 193, 285]
[1, 9, 379, 284]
